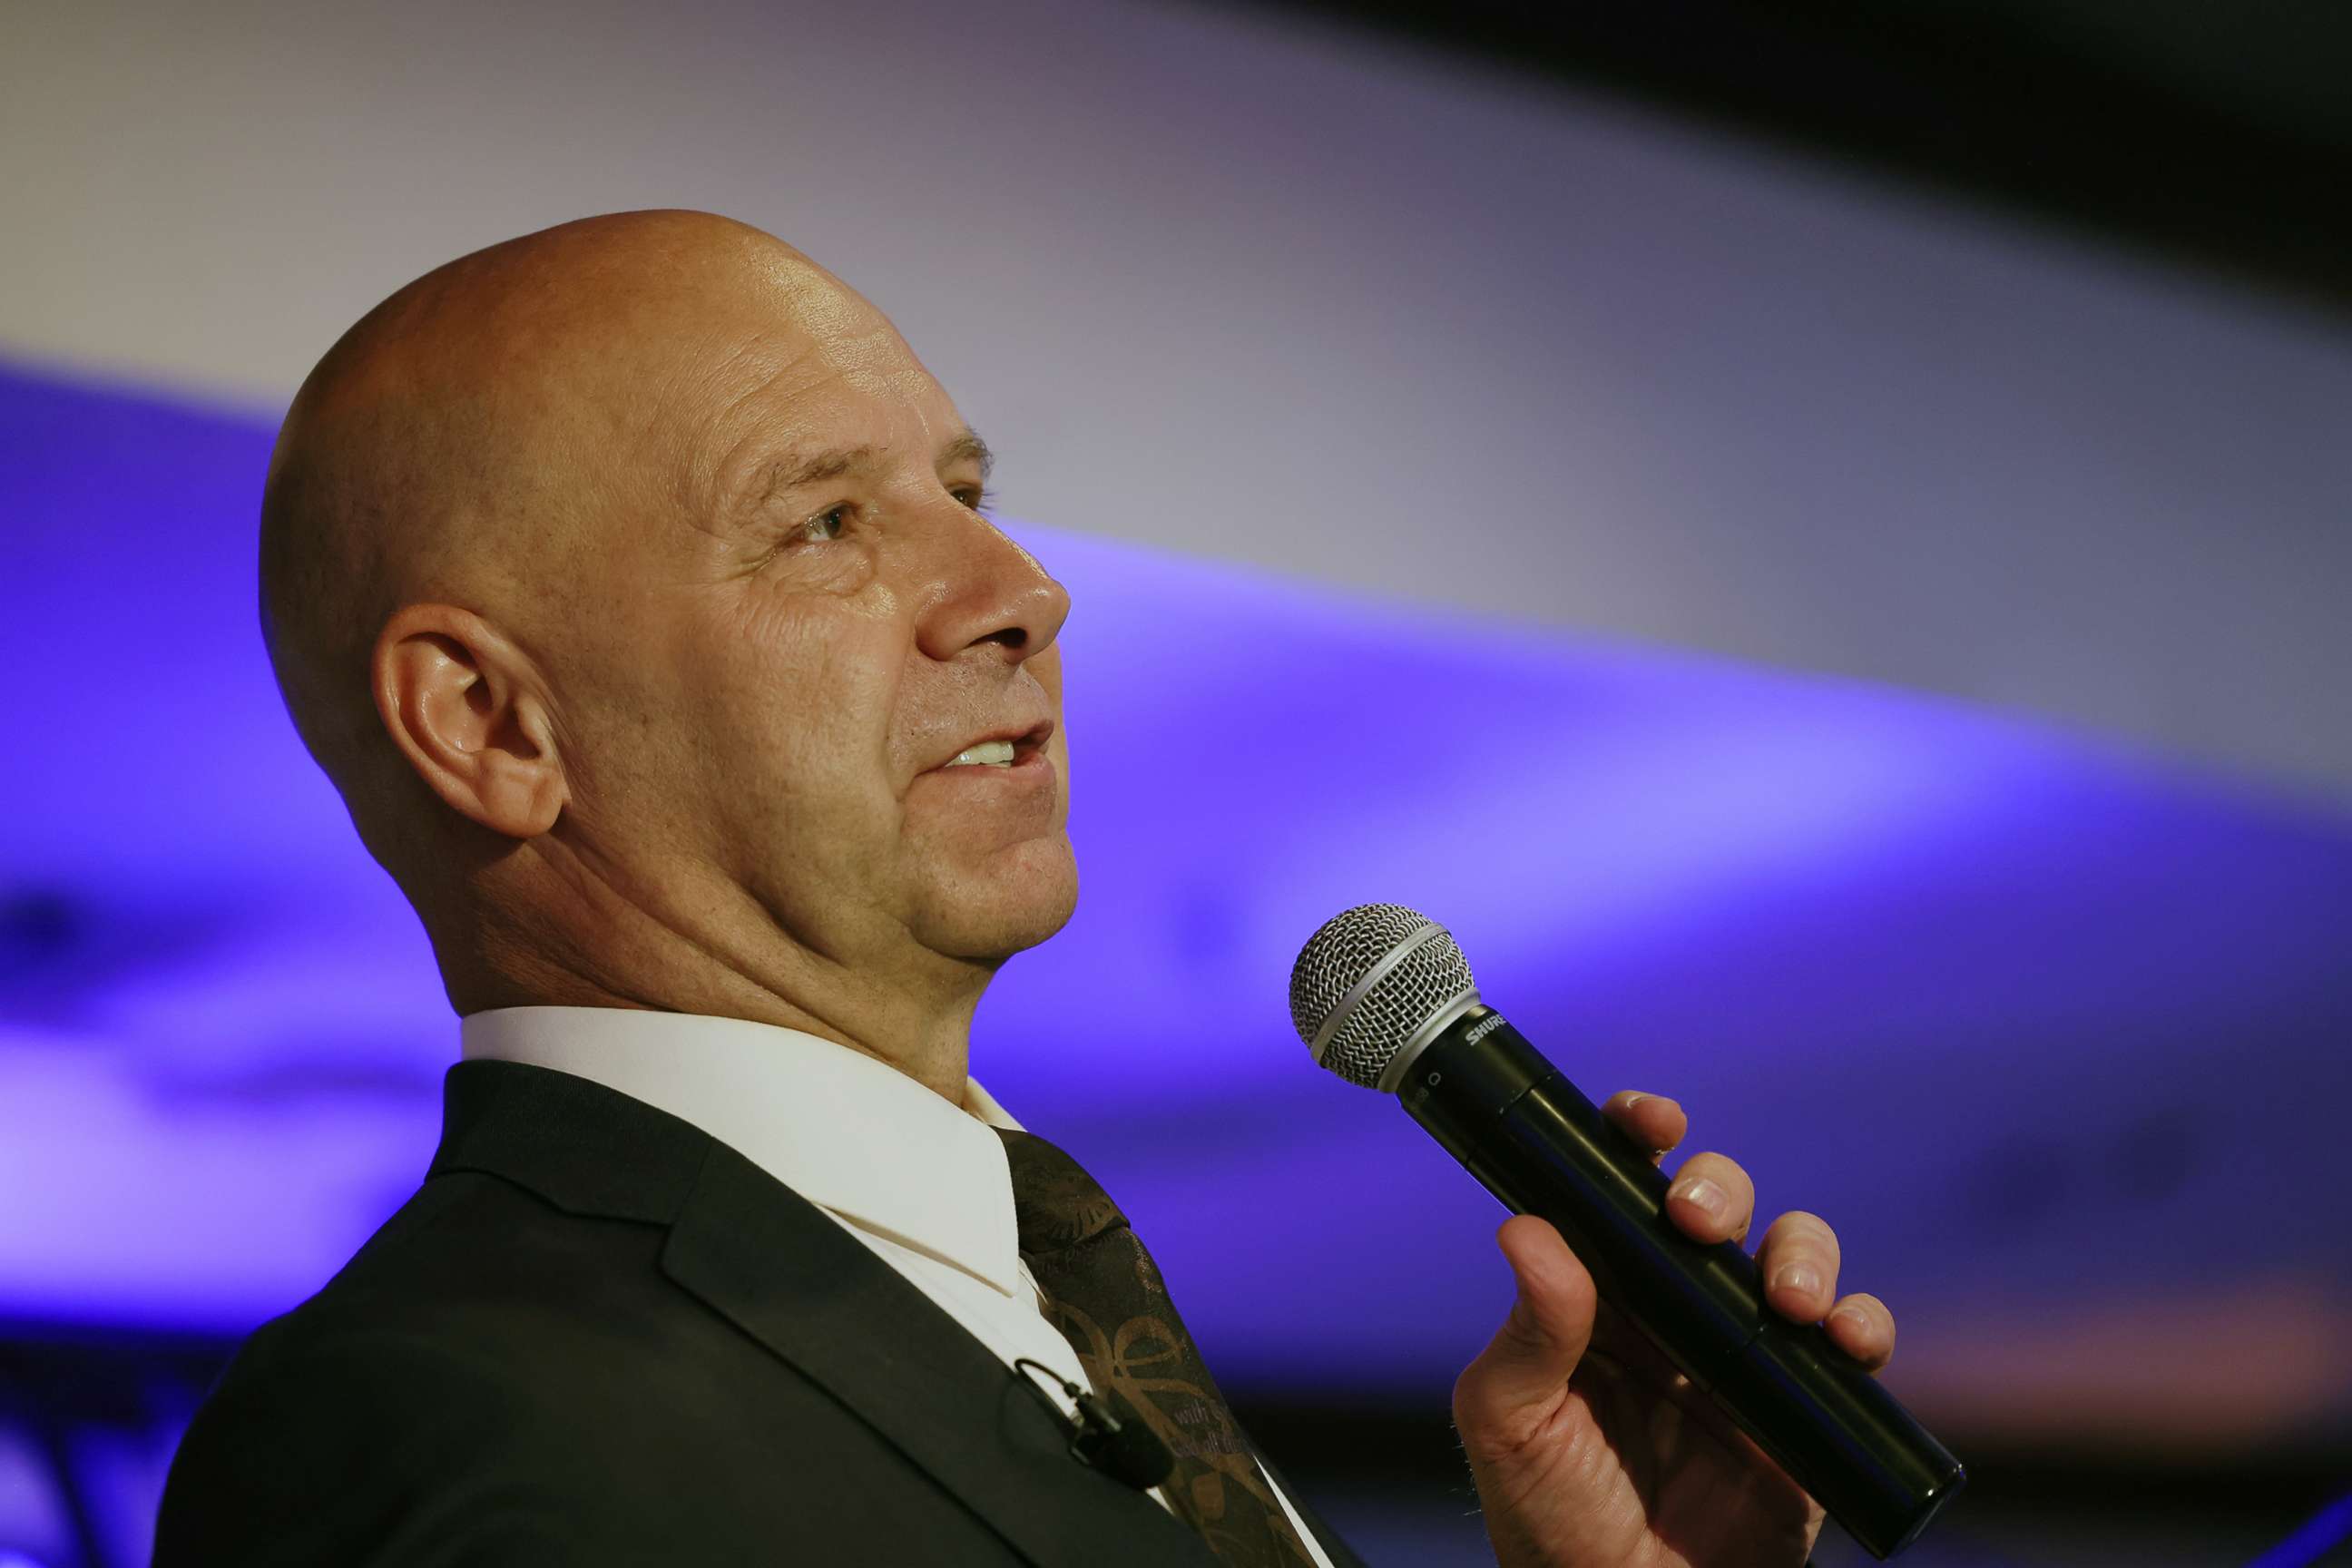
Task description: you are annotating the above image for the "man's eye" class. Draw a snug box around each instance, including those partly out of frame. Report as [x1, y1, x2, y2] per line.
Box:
[959, 485, 995, 514]
[798, 504, 853, 543]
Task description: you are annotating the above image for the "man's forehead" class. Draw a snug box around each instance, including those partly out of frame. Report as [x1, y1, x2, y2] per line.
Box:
[701, 318, 933, 411]
[685, 308, 969, 482]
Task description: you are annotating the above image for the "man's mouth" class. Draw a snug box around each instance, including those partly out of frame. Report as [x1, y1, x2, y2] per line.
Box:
[935, 720, 1054, 772]
[944, 739, 1019, 769]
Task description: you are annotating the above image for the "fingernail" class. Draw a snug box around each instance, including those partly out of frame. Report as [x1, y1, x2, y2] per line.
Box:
[1671, 1177, 1727, 1220]
[1774, 1263, 1822, 1300]
[1622, 1093, 1648, 1112]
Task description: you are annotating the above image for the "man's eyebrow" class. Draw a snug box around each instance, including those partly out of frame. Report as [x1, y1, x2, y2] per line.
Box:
[755, 430, 995, 505]
[756, 445, 876, 504]
[937, 429, 995, 482]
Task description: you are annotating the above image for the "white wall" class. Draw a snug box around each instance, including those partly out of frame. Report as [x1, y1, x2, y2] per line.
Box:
[8, 0, 2349, 797]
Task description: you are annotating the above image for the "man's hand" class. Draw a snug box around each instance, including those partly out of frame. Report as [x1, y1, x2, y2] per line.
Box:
[1451, 1091, 1896, 1568]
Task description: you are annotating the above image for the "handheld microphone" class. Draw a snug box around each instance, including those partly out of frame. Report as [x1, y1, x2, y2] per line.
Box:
[1012, 1357, 1175, 1492]
[1289, 903, 1965, 1560]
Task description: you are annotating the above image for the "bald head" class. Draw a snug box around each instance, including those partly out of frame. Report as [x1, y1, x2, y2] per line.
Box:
[260, 210, 867, 798]
[257, 209, 1074, 1065]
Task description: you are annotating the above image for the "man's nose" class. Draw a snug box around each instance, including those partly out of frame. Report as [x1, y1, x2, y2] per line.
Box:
[913, 505, 1072, 666]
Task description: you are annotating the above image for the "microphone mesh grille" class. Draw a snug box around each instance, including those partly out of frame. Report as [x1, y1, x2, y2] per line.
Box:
[1289, 903, 1478, 1089]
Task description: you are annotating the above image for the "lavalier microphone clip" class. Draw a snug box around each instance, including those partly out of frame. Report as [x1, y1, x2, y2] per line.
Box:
[1012, 1357, 1175, 1492]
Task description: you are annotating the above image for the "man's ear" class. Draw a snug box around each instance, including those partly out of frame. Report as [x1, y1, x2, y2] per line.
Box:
[372, 603, 567, 838]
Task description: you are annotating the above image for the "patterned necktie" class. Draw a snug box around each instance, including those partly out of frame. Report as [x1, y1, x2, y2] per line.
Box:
[995, 1127, 1317, 1567]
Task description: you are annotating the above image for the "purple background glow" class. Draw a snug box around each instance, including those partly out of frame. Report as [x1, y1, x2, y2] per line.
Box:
[6, 361, 2350, 1454]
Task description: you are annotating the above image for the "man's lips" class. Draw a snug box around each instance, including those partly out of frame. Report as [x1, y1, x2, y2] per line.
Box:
[919, 719, 1056, 776]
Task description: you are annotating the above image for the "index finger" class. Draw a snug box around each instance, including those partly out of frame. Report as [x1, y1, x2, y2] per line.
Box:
[1602, 1090, 1686, 1165]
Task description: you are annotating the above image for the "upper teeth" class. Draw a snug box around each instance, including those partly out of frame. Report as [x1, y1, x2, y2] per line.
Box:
[947, 740, 1016, 768]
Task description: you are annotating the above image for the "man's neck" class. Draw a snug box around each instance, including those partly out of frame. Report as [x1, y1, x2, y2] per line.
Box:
[436, 864, 983, 1104]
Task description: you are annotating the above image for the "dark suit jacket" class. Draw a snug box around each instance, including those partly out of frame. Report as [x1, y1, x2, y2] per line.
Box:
[153, 1059, 1367, 1567]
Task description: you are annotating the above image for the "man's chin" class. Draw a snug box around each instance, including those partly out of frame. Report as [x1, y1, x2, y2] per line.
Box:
[912, 840, 1080, 965]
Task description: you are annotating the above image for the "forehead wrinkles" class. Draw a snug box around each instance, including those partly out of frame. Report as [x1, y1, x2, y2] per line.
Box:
[681, 332, 836, 522]
[693, 325, 953, 525]
[620, 255, 877, 506]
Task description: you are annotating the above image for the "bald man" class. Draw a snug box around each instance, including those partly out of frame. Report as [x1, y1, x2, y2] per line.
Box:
[153, 211, 1897, 1568]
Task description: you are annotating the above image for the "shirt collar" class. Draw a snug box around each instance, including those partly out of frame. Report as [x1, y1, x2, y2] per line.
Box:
[459, 1005, 1026, 1300]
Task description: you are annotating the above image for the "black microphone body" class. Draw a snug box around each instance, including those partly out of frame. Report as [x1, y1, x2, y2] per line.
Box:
[1400, 1005, 1964, 1560]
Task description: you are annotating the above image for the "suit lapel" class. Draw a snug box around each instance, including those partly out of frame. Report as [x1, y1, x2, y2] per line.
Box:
[1253, 1448, 1372, 1568]
[659, 1137, 1219, 1568]
[431, 1061, 1215, 1568]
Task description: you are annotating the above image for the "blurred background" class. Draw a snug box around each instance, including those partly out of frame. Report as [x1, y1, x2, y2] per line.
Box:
[5, 1, 2350, 1563]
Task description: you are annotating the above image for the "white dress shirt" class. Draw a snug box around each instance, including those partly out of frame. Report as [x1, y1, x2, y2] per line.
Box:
[461, 1005, 1333, 1566]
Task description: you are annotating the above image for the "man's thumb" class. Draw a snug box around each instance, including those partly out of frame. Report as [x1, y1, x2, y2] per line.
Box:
[1453, 1215, 1600, 1450]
